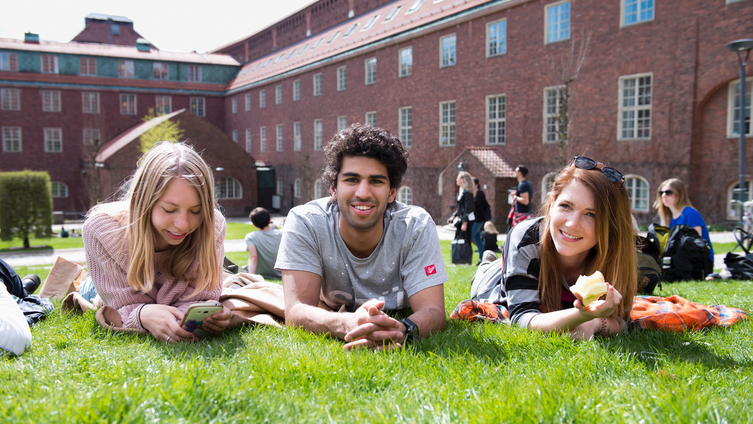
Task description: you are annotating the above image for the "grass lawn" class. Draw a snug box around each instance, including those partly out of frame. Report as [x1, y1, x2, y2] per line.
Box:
[2, 241, 752, 423]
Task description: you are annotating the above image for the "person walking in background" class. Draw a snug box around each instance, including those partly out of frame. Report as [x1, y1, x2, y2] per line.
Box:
[244, 207, 283, 280]
[654, 178, 714, 262]
[472, 177, 490, 264]
[448, 171, 475, 264]
[509, 165, 534, 229]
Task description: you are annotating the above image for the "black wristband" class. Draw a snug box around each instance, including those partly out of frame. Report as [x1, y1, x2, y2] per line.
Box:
[400, 318, 418, 344]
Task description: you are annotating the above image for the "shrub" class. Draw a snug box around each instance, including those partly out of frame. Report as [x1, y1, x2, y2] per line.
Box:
[0, 171, 53, 248]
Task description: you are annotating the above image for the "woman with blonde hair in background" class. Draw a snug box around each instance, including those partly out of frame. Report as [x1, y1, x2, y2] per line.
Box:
[654, 178, 714, 262]
[447, 171, 476, 264]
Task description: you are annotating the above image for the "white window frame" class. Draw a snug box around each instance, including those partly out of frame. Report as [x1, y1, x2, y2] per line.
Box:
[398, 187, 413, 205]
[276, 124, 283, 152]
[541, 172, 557, 203]
[260, 90, 266, 108]
[365, 112, 377, 127]
[440, 34, 456, 68]
[156, 95, 172, 114]
[260, 126, 267, 152]
[618, 73, 652, 140]
[315, 180, 325, 199]
[43, 90, 61, 113]
[79, 57, 96, 76]
[82, 92, 100, 114]
[621, 0, 655, 27]
[276, 85, 282, 105]
[245, 128, 252, 152]
[153, 62, 169, 80]
[486, 94, 506, 145]
[625, 175, 650, 212]
[40, 55, 58, 74]
[218, 177, 242, 199]
[365, 57, 377, 85]
[51, 182, 68, 198]
[727, 77, 753, 138]
[727, 180, 753, 220]
[314, 73, 322, 96]
[543, 86, 566, 144]
[231, 98, 237, 114]
[118, 60, 134, 78]
[2, 127, 21, 152]
[245, 93, 251, 111]
[232, 130, 238, 143]
[338, 116, 348, 131]
[399, 107, 413, 148]
[399, 47, 413, 77]
[294, 179, 302, 198]
[545, 1, 571, 44]
[83, 128, 100, 146]
[187, 65, 202, 82]
[440, 101, 456, 146]
[337, 66, 347, 91]
[1, 88, 20, 111]
[44, 127, 63, 153]
[277, 177, 283, 196]
[0, 52, 18, 72]
[190, 97, 205, 117]
[486, 19, 507, 57]
[294, 122, 302, 151]
[293, 79, 301, 101]
[120, 94, 137, 115]
[314, 119, 323, 150]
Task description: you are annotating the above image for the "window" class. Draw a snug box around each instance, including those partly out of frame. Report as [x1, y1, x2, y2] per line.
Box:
[260, 127, 267, 152]
[1, 88, 20, 111]
[337, 66, 347, 91]
[293, 80, 301, 101]
[40, 55, 58, 74]
[407, 0, 426, 13]
[83, 128, 100, 146]
[314, 119, 323, 150]
[366, 112, 377, 127]
[487, 19, 507, 57]
[315, 180, 325, 199]
[440, 101, 456, 146]
[120, 94, 137, 115]
[245, 128, 252, 152]
[440, 34, 456, 68]
[622, 0, 654, 26]
[153, 62, 169, 80]
[276, 85, 282, 105]
[276, 125, 283, 152]
[363, 15, 378, 31]
[338, 116, 348, 131]
[80, 57, 96, 76]
[399, 47, 413, 77]
[385, 6, 402, 22]
[190, 97, 205, 117]
[0, 52, 18, 71]
[625, 176, 649, 211]
[541, 172, 557, 203]
[365, 57, 377, 85]
[399, 107, 413, 148]
[618, 74, 652, 140]
[294, 122, 302, 151]
[2, 127, 21, 152]
[43, 90, 61, 112]
[51, 182, 68, 198]
[294, 179, 302, 198]
[546, 1, 570, 44]
[218, 177, 242, 199]
[544, 86, 566, 143]
[118, 60, 134, 78]
[398, 187, 413, 205]
[82, 92, 100, 114]
[328, 31, 341, 44]
[727, 77, 753, 137]
[187, 65, 202, 82]
[314, 73, 322, 96]
[232, 130, 238, 143]
[44, 127, 62, 152]
[245, 93, 251, 111]
[156, 96, 172, 114]
[345, 24, 358, 38]
[260, 90, 266, 108]
[277, 177, 283, 196]
[728, 180, 753, 220]
[487, 95, 506, 145]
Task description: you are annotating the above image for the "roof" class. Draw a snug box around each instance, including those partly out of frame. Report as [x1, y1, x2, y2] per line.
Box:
[97, 109, 185, 162]
[226, 0, 514, 91]
[0, 38, 240, 66]
[85, 13, 133, 23]
[468, 147, 516, 178]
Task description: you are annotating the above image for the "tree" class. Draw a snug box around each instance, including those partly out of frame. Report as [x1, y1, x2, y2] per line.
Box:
[0, 171, 53, 249]
[139, 108, 185, 153]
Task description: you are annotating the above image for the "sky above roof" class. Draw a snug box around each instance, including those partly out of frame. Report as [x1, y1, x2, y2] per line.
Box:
[1, 0, 317, 54]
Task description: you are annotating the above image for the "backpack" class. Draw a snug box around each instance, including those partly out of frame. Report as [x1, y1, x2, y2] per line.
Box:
[481, 199, 492, 222]
[636, 235, 662, 295]
[646, 223, 670, 256]
[661, 224, 713, 282]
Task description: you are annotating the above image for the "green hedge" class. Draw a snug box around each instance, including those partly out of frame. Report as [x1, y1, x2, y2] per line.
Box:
[0, 171, 53, 248]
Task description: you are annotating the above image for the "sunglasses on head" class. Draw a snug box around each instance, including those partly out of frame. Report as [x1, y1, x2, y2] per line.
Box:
[660, 190, 674, 196]
[571, 156, 625, 184]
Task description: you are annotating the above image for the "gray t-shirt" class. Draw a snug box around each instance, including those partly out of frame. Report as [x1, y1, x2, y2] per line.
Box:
[275, 197, 448, 312]
[245, 228, 283, 279]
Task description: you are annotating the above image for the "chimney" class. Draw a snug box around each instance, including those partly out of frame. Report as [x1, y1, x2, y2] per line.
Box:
[24, 32, 40, 44]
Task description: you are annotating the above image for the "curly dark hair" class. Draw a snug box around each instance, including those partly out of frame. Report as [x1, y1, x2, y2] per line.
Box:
[322, 123, 409, 190]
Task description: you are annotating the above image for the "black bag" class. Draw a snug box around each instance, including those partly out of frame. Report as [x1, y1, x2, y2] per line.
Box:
[661, 224, 713, 282]
[636, 235, 662, 295]
[723, 228, 753, 280]
[646, 223, 670, 256]
[452, 235, 472, 264]
[480, 199, 492, 222]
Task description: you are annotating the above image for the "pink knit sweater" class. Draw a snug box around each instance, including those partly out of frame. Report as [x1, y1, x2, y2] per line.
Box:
[82, 210, 226, 330]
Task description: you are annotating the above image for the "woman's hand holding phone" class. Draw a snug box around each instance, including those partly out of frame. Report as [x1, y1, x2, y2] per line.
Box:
[201, 307, 232, 335]
[140, 304, 197, 343]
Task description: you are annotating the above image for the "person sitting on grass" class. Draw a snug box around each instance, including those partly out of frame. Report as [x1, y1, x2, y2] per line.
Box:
[276, 124, 448, 351]
[244, 207, 282, 280]
[82, 141, 232, 343]
[470, 156, 636, 339]
[480, 221, 500, 254]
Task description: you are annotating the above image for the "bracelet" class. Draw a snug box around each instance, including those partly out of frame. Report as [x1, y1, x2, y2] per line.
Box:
[137, 304, 145, 330]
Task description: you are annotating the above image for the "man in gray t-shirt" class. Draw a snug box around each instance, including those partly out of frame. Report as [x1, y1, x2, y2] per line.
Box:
[276, 124, 447, 351]
[245, 207, 282, 280]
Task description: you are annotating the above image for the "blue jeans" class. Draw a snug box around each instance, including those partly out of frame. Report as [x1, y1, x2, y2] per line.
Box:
[78, 276, 97, 302]
[471, 222, 484, 261]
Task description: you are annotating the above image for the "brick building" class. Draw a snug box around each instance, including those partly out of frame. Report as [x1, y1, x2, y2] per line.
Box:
[2, 2, 753, 228]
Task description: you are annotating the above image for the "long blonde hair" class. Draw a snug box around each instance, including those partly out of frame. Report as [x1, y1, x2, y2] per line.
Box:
[458, 171, 476, 195]
[653, 178, 693, 226]
[91, 141, 219, 296]
[538, 164, 637, 321]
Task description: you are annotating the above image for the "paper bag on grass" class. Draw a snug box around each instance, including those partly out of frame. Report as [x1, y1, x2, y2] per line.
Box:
[39, 256, 87, 300]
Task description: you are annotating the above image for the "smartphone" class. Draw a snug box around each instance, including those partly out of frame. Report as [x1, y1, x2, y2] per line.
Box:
[180, 301, 223, 339]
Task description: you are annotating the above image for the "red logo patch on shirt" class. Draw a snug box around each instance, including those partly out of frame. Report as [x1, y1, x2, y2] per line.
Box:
[425, 264, 437, 276]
